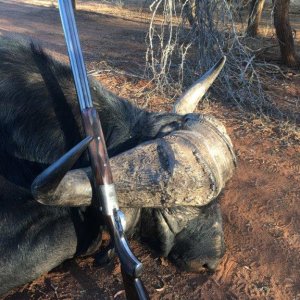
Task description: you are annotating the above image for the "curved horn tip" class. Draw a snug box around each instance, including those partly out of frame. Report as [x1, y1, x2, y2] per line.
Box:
[213, 56, 226, 74]
[31, 136, 93, 198]
[173, 56, 227, 115]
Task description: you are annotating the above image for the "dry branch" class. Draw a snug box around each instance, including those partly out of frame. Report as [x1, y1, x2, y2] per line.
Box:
[145, 0, 274, 115]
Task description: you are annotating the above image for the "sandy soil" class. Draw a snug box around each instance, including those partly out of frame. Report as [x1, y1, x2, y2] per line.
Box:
[0, 1, 299, 299]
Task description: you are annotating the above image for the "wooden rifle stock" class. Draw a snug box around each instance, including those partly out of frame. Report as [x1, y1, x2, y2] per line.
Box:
[82, 108, 113, 186]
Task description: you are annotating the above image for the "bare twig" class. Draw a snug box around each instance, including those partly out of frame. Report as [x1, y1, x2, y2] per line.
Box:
[255, 62, 290, 79]
[89, 69, 144, 79]
[145, 0, 283, 117]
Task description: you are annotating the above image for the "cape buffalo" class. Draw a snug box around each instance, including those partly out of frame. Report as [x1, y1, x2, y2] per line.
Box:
[0, 36, 232, 296]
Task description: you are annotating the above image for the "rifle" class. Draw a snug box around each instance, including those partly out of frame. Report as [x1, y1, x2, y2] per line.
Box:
[57, 1, 149, 299]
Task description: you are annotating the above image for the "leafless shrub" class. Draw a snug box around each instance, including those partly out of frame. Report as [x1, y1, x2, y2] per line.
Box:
[94, 0, 124, 6]
[145, 0, 279, 116]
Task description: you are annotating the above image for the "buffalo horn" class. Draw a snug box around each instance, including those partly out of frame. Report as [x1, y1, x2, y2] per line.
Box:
[32, 136, 93, 205]
[173, 56, 226, 114]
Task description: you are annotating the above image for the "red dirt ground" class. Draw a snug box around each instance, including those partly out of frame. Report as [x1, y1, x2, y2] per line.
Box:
[0, 1, 299, 299]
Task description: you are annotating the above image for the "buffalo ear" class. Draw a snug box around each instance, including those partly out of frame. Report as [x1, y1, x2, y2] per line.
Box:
[173, 57, 226, 114]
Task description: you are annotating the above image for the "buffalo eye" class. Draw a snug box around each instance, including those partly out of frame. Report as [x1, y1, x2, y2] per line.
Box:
[183, 113, 200, 123]
[155, 121, 182, 138]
